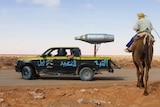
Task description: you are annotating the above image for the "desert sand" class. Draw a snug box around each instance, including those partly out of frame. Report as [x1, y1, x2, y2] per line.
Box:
[0, 55, 160, 107]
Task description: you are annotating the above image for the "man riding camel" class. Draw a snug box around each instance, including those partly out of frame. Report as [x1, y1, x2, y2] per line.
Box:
[125, 12, 154, 52]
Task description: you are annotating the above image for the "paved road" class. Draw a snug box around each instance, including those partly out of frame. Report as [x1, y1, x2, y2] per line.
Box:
[0, 69, 160, 86]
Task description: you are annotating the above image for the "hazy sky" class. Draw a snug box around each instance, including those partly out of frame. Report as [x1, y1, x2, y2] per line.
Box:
[0, 0, 160, 55]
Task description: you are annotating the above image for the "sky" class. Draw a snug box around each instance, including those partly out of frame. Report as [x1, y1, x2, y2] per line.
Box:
[0, 0, 160, 55]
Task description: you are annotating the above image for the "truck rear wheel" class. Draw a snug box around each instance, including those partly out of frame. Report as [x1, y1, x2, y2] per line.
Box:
[21, 66, 34, 80]
[109, 68, 114, 73]
[79, 67, 94, 81]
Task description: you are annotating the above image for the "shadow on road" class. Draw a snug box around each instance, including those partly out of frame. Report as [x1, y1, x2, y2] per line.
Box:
[38, 75, 124, 81]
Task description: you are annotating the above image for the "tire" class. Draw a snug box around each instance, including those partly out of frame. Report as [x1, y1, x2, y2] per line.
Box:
[21, 66, 34, 80]
[109, 68, 114, 73]
[79, 67, 94, 81]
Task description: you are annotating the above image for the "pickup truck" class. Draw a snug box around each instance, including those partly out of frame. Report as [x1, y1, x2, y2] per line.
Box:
[15, 47, 114, 81]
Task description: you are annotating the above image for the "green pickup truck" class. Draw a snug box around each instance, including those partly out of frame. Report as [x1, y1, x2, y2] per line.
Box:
[15, 47, 114, 81]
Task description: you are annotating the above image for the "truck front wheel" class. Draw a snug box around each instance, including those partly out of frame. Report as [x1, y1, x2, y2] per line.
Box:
[21, 66, 34, 80]
[79, 67, 94, 81]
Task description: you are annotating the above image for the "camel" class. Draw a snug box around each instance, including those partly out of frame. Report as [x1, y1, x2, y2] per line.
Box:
[131, 32, 154, 95]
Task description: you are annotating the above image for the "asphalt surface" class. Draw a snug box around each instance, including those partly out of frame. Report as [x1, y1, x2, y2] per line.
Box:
[0, 69, 160, 86]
